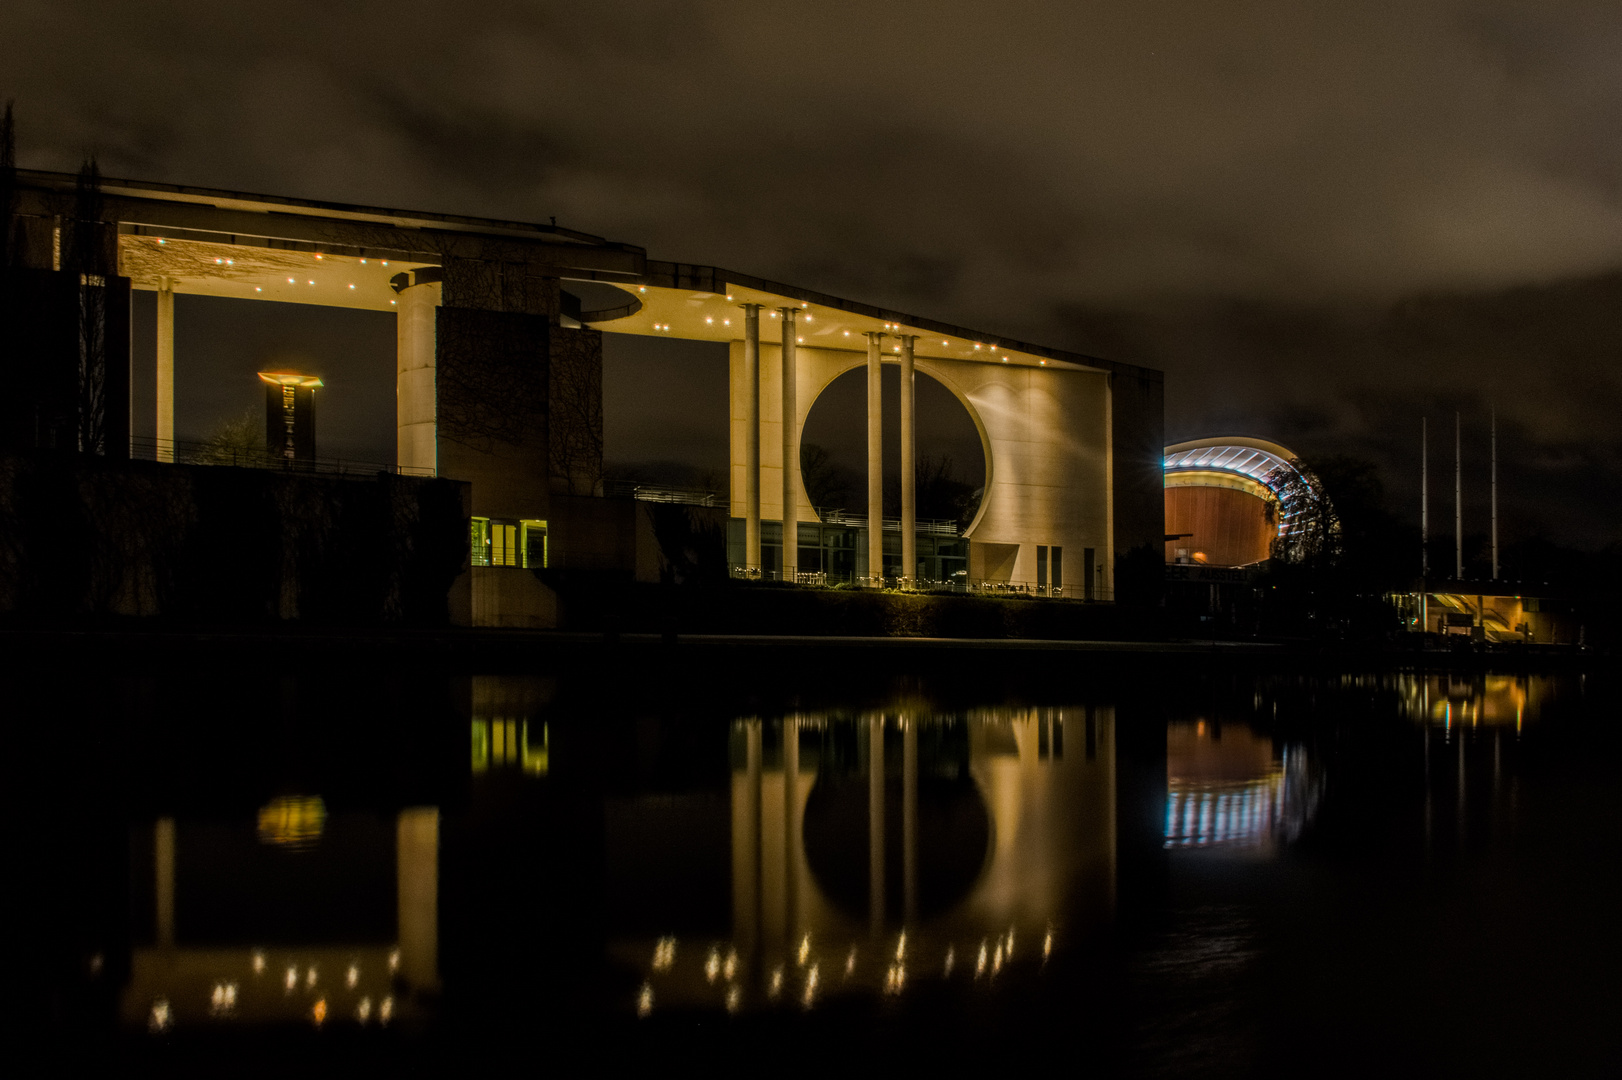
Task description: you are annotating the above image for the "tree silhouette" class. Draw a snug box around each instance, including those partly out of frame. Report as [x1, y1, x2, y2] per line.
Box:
[68, 157, 111, 455]
[800, 442, 850, 509]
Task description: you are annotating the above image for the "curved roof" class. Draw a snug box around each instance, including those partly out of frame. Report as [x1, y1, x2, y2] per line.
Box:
[1164, 436, 1313, 531]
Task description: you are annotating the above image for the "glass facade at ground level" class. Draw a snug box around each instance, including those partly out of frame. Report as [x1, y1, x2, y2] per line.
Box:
[727, 519, 967, 584]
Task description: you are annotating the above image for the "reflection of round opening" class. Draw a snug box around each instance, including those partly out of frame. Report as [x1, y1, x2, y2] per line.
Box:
[800, 367, 986, 532]
[801, 773, 991, 921]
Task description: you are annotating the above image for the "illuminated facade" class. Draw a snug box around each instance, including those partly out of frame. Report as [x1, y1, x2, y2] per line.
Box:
[1163, 436, 1309, 567]
[3, 168, 1164, 622]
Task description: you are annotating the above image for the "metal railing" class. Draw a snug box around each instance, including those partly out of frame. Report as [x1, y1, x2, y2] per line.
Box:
[727, 566, 1113, 601]
[602, 480, 726, 507]
[814, 509, 961, 536]
[128, 437, 435, 478]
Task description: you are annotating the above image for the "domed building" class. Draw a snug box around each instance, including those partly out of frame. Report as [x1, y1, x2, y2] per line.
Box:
[1163, 437, 1315, 567]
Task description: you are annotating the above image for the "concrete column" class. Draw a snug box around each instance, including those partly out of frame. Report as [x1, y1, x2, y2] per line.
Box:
[902, 716, 917, 924]
[155, 278, 174, 463]
[899, 335, 917, 588]
[154, 817, 175, 948]
[868, 712, 885, 938]
[397, 807, 440, 992]
[866, 332, 885, 585]
[396, 278, 441, 474]
[780, 308, 799, 583]
[743, 305, 762, 572]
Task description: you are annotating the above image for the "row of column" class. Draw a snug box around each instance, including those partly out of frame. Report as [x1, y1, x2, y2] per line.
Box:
[741, 306, 918, 586]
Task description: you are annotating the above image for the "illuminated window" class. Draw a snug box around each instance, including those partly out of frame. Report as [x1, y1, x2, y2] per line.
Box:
[520, 519, 548, 569]
[491, 521, 518, 566]
[471, 517, 546, 568]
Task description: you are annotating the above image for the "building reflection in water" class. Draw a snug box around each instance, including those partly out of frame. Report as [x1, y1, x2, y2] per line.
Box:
[470, 675, 554, 776]
[622, 706, 1117, 1016]
[120, 806, 439, 1032]
[1163, 722, 1319, 850]
[1401, 672, 1541, 731]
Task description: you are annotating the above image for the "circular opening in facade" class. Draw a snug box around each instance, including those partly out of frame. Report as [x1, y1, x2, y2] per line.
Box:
[800, 366, 986, 534]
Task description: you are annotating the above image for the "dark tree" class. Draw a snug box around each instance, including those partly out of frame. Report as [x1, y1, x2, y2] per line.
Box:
[915, 452, 978, 530]
[68, 157, 110, 455]
[1268, 457, 1339, 567]
[800, 442, 850, 510]
[1260, 455, 1409, 638]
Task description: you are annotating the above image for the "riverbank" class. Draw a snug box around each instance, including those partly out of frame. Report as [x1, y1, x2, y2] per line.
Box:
[0, 620, 1601, 675]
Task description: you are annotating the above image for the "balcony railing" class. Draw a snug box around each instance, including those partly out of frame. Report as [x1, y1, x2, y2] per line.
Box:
[814, 509, 961, 536]
[128, 437, 435, 478]
[728, 566, 1113, 601]
[602, 480, 725, 507]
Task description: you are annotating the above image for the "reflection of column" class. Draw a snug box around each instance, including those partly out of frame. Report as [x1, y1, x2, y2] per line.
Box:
[743, 305, 762, 572]
[397, 807, 440, 992]
[866, 332, 885, 584]
[899, 336, 917, 588]
[868, 713, 885, 937]
[903, 717, 917, 923]
[784, 717, 800, 941]
[155, 817, 175, 948]
[732, 720, 763, 955]
[780, 309, 799, 582]
[155, 278, 174, 463]
[396, 275, 442, 474]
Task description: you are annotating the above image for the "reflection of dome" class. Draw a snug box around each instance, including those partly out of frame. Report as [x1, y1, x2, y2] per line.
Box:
[802, 774, 990, 920]
[1163, 723, 1320, 849]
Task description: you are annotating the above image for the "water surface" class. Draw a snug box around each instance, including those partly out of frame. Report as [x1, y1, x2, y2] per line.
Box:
[11, 661, 1616, 1074]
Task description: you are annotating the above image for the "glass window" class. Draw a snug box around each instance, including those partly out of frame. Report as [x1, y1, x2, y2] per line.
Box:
[473, 517, 538, 568]
[520, 520, 548, 569]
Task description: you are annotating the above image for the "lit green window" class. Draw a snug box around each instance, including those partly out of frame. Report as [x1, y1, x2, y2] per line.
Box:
[472, 516, 545, 568]
[520, 519, 548, 568]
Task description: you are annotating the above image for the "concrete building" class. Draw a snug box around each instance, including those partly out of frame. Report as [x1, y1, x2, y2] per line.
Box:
[1, 169, 1163, 624]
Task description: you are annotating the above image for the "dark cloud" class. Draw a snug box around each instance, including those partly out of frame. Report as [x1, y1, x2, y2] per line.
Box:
[5, 1, 1619, 544]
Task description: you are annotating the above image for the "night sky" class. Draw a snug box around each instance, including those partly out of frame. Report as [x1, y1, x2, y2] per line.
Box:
[7, 2, 1620, 547]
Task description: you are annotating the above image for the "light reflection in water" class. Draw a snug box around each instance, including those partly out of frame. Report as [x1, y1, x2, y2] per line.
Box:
[119, 807, 438, 1033]
[615, 708, 1114, 1016]
[1164, 722, 1320, 850]
[63, 670, 1587, 1048]
[1403, 673, 1540, 731]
